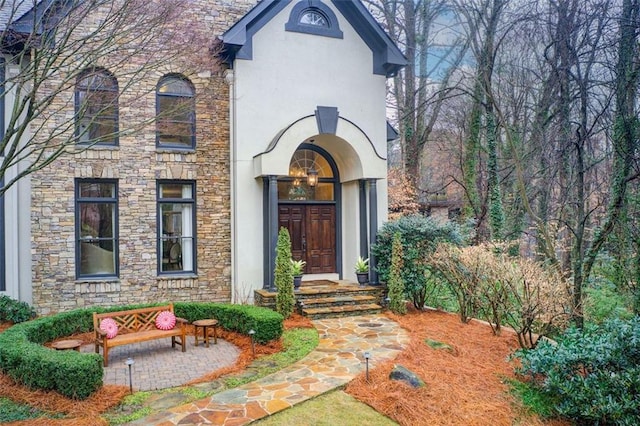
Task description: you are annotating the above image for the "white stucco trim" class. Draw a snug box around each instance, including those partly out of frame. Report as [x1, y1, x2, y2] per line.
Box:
[252, 115, 386, 182]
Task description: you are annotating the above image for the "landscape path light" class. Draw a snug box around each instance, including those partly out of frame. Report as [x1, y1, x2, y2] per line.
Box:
[125, 357, 135, 394]
[248, 329, 256, 357]
[364, 351, 371, 382]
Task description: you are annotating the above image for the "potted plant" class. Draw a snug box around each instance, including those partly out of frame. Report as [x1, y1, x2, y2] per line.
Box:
[291, 259, 306, 290]
[355, 256, 369, 285]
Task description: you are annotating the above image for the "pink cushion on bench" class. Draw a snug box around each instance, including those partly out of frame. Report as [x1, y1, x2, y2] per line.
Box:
[155, 311, 176, 330]
[99, 317, 119, 339]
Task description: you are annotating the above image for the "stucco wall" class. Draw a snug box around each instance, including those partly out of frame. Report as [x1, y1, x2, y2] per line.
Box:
[231, 0, 390, 293]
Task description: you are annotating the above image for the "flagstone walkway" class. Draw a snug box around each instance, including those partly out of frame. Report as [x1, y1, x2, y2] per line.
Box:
[127, 314, 409, 425]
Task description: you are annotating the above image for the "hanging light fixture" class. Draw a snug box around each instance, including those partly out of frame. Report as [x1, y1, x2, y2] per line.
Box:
[307, 168, 318, 187]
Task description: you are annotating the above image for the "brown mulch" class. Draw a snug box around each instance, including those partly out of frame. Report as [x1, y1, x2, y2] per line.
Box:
[345, 306, 570, 426]
[0, 313, 312, 424]
[1, 311, 570, 425]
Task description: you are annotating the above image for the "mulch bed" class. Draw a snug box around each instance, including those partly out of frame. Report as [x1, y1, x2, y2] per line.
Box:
[345, 306, 569, 426]
[1, 310, 569, 425]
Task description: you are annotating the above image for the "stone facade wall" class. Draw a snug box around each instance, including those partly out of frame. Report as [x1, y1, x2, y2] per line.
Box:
[30, 0, 257, 314]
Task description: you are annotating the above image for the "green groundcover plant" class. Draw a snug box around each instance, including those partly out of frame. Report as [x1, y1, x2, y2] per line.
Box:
[513, 316, 640, 425]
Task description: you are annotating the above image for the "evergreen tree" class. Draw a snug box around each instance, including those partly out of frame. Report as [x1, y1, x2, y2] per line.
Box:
[275, 227, 295, 318]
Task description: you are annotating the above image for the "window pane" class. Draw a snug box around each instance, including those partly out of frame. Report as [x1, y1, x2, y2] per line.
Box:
[158, 78, 193, 96]
[278, 181, 334, 201]
[160, 183, 192, 199]
[79, 240, 115, 275]
[79, 182, 115, 198]
[80, 203, 114, 240]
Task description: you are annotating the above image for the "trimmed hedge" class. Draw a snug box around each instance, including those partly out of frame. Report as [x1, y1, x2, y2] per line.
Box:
[0, 307, 102, 399]
[0, 302, 283, 399]
[175, 302, 283, 344]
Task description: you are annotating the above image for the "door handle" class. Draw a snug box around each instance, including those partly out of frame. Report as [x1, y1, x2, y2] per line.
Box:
[302, 236, 307, 251]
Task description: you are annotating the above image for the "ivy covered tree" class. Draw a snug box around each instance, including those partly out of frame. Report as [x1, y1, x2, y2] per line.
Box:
[274, 227, 295, 319]
[387, 233, 407, 315]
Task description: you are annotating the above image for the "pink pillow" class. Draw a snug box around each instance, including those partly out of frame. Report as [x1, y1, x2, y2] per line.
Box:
[99, 318, 118, 339]
[155, 311, 176, 330]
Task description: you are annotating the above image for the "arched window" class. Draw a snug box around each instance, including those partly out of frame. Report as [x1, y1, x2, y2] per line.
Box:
[156, 75, 195, 149]
[285, 0, 343, 39]
[75, 68, 118, 145]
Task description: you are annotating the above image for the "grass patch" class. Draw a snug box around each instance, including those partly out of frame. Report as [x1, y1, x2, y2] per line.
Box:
[506, 378, 557, 419]
[0, 397, 55, 422]
[252, 390, 398, 425]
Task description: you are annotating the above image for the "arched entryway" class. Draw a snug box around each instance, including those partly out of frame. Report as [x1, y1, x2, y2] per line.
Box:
[277, 144, 340, 275]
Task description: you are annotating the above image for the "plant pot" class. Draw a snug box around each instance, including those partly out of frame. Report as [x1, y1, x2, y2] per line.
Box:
[293, 275, 303, 290]
[356, 272, 369, 286]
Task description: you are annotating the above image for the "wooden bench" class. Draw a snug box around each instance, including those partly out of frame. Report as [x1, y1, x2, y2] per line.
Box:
[93, 304, 187, 367]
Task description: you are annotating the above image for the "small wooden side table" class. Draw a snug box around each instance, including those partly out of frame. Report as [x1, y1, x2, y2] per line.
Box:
[51, 339, 83, 351]
[193, 319, 218, 348]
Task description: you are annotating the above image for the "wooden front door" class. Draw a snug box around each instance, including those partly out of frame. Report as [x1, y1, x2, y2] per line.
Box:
[279, 204, 336, 274]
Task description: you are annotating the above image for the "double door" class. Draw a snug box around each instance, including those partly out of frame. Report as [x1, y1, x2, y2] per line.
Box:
[278, 204, 336, 274]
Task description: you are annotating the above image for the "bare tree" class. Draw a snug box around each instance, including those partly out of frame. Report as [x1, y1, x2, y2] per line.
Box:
[364, 0, 468, 198]
[0, 0, 217, 195]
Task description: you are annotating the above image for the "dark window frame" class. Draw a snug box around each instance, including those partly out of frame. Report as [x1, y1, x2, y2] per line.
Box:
[285, 0, 343, 39]
[157, 180, 197, 275]
[0, 58, 5, 291]
[75, 68, 119, 146]
[156, 74, 196, 150]
[75, 179, 119, 279]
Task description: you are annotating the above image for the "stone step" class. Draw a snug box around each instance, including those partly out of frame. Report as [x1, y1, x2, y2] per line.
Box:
[294, 288, 383, 302]
[299, 294, 379, 309]
[302, 303, 383, 320]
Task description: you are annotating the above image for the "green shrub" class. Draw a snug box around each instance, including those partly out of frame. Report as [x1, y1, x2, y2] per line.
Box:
[0, 302, 283, 399]
[175, 303, 283, 344]
[0, 295, 36, 323]
[387, 233, 406, 314]
[584, 280, 634, 324]
[0, 308, 103, 399]
[513, 317, 640, 425]
[371, 215, 465, 309]
[274, 227, 295, 318]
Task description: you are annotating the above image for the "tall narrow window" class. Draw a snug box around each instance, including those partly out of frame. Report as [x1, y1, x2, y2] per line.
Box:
[75, 68, 119, 145]
[158, 181, 196, 274]
[76, 180, 118, 278]
[156, 75, 195, 149]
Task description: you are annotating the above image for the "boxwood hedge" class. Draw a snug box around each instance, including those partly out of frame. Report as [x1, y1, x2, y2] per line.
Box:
[0, 302, 283, 399]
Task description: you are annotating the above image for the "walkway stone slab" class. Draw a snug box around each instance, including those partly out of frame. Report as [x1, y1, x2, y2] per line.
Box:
[127, 314, 409, 425]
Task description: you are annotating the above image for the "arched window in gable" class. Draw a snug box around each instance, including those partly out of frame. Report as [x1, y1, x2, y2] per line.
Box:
[285, 0, 343, 39]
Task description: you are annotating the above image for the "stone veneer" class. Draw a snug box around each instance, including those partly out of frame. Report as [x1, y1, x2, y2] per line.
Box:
[29, 0, 257, 314]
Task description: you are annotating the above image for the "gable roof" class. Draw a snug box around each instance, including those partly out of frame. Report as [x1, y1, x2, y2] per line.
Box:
[221, 0, 406, 77]
[0, 0, 41, 31]
[0, 0, 54, 34]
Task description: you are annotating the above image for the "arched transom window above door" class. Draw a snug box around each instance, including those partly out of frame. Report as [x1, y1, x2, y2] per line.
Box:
[278, 148, 335, 201]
